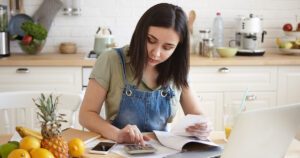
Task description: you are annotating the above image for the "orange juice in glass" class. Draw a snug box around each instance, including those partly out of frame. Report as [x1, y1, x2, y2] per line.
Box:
[224, 111, 235, 140]
[225, 124, 232, 139]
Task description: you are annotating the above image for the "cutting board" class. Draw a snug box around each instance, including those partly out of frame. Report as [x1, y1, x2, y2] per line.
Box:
[61, 128, 100, 143]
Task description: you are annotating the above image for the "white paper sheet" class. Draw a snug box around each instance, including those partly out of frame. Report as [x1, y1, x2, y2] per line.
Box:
[171, 114, 208, 136]
[153, 130, 218, 151]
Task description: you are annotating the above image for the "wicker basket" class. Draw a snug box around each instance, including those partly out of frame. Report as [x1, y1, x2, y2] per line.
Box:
[60, 42, 77, 54]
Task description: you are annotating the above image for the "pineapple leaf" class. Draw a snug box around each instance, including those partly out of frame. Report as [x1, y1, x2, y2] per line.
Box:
[41, 93, 45, 101]
[37, 113, 47, 121]
[50, 94, 54, 112]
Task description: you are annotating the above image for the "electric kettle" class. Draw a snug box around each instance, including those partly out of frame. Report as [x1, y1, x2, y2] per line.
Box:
[93, 27, 116, 55]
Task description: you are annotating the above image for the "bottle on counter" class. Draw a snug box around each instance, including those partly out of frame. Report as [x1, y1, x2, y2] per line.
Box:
[212, 12, 224, 56]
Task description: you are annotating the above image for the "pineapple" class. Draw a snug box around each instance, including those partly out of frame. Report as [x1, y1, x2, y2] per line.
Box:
[33, 93, 69, 158]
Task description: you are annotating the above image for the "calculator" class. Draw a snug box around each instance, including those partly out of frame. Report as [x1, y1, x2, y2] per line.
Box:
[125, 144, 157, 155]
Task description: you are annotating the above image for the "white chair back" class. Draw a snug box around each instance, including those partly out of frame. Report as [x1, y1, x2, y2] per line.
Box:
[0, 91, 82, 134]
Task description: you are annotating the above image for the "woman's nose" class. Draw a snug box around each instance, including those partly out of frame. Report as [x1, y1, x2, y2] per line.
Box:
[152, 46, 161, 58]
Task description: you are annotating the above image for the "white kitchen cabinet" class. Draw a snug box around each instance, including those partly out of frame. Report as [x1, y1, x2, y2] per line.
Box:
[0, 66, 83, 129]
[0, 66, 82, 92]
[189, 66, 277, 92]
[224, 91, 277, 126]
[196, 92, 223, 130]
[188, 66, 278, 130]
[278, 66, 300, 105]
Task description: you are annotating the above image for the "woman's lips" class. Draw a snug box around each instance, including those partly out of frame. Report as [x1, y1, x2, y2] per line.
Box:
[149, 57, 158, 63]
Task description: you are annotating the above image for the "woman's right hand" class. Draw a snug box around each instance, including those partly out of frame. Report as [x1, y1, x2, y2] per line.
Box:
[115, 124, 150, 146]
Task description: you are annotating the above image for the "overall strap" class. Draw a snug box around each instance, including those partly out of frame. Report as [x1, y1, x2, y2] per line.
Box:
[115, 48, 128, 85]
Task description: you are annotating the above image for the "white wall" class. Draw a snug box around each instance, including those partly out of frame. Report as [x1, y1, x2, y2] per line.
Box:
[1, 0, 300, 53]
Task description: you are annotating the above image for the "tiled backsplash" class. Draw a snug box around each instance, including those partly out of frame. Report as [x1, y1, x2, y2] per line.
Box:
[1, 0, 300, 53]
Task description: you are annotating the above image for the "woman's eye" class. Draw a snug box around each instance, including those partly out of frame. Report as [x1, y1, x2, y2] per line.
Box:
[164, 46, 174, 51]
[147, 37, 156, 44]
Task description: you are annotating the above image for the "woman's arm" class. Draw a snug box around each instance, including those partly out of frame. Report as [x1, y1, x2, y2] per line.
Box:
[180, 86, 212, 140]
[79, 79, 149, 145]
[79, 79, 120, 140]
[180, 86, 205, 115]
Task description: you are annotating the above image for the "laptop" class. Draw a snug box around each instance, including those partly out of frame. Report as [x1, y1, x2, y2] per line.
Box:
[167, 103, 300, 158]
[221, 103, 300, 158]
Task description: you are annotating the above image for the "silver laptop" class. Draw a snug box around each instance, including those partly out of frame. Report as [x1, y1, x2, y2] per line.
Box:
[221, 103, 300, 158]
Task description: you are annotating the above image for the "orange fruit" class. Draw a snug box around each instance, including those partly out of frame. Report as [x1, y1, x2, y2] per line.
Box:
[68, 138, 85, 157]
[7, 149, 31, 158]
[19, 136, 41, 152]
[30, 148, 54, 158]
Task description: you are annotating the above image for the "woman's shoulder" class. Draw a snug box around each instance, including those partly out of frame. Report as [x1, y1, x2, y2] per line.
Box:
[97, 45, 129, 62]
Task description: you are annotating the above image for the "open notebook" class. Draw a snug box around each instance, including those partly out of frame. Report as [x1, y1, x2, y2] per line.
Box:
[154, 115, 220, 151]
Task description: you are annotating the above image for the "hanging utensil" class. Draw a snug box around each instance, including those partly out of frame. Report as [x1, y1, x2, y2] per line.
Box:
[19, 0, 25, 14]
[188, 10, 196, 34]
[9, 0, 16, 16]
[8, 0, 33, 39]
[32, 0, 63, 32]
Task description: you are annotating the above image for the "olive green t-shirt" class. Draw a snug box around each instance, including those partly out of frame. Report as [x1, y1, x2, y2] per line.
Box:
[90, 45, 182, 122]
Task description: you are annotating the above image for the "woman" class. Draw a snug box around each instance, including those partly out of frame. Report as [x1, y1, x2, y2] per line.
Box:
[79, 3, 211, 146]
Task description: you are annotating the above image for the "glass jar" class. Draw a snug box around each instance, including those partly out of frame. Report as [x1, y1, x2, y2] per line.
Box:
[199, 29, 211, 56]
[203, 38, 214, 57]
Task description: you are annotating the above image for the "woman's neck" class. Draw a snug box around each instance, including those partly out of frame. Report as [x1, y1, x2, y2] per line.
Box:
[143, 65, 158, 89]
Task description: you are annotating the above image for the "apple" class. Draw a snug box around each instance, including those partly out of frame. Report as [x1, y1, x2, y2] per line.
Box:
[22, 35, 33, 45]
[283, 23, 293, 31]
[297, 23, 300, 31]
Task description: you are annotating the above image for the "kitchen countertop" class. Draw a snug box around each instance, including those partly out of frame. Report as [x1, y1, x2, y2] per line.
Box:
[0, 52, 300, 67]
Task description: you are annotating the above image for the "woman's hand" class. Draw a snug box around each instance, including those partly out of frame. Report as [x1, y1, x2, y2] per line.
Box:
[185, 121, 212, 141]
[115, 124, 150, 146]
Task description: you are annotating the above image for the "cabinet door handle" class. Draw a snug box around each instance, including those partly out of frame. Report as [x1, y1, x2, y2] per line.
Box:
[218, 67, 230, 73]
[246, 95, 256, 101]
[16, 68, 30, 73]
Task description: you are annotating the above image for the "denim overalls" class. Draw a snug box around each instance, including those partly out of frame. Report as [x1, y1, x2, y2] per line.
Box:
[112, 48, 175, 132]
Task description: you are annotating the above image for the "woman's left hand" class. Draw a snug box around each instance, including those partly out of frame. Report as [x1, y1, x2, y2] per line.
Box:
[185, 121, 212, 141]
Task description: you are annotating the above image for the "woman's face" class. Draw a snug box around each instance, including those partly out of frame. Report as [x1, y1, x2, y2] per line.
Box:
[146, 26, 180, 67]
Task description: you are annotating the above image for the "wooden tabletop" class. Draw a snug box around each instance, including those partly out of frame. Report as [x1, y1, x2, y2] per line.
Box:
[1, 52, 300, 67]
[1, 132, 299, 158]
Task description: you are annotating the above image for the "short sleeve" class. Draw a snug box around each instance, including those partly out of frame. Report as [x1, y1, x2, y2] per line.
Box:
[89, 52, 112, 91]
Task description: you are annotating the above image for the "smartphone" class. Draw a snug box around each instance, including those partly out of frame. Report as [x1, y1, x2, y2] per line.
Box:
[125, 144, 156, 155]
[89, 142, 116, 155]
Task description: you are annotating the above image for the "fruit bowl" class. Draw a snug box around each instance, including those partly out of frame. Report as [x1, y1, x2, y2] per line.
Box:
[284, 31, 300, 37]
[279, 48, 300, 55]
[18, 39, 46, 55]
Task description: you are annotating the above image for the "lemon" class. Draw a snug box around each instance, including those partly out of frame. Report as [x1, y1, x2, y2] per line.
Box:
[19, 136, 41, 152]
[68, 138, 85, 157]
[295, 39, 300, 46]
[7, 149, 31, 158]
[30, 148, 54, 158]
[283, 42, 293, 49]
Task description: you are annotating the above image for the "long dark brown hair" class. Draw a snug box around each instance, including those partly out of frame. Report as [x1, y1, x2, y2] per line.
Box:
[128, 3, 189, 89]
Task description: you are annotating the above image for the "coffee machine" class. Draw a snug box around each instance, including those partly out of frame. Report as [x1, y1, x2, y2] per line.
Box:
[0, 5, 10, 57]
[234, 14, 267, 56]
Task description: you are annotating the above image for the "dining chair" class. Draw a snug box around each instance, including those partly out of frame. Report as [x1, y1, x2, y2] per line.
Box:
[0, 91, 82, 134]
